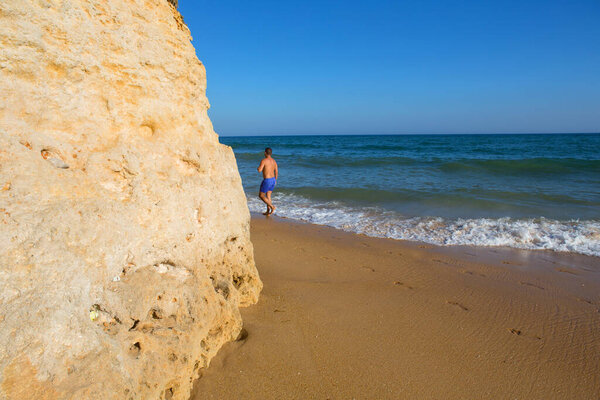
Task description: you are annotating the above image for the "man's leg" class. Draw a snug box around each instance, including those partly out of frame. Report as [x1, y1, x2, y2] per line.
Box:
[266, 191, 276, 214]
[259, 192, 273, 215]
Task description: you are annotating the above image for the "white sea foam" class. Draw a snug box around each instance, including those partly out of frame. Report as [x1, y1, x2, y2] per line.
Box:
[248, 192, 600, 257]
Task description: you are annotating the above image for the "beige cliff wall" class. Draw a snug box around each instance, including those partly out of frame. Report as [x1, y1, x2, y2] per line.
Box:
[0, 1, 261, 399]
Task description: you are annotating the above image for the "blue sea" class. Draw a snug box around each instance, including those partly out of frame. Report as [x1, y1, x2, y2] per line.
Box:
[221, 134, 600, 257]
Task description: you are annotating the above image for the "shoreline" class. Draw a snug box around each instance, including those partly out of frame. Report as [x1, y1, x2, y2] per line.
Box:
[252, 213, 600, 266]
[244, 193, 600, 257]
[192, 215, 600, 399]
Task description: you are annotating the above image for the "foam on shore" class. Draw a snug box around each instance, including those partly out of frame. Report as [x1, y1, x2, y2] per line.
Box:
[247, 192, 600, 256]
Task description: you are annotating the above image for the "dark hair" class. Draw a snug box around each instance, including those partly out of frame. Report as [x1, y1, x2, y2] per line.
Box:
[265, 147, 272, 155]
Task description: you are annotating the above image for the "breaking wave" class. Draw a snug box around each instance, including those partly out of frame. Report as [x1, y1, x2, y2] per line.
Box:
[247, 192, 600, 257]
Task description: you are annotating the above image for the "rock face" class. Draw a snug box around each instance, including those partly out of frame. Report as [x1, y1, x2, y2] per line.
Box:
[0, 1, 261, 399]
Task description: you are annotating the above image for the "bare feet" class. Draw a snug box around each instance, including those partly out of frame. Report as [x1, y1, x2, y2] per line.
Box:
[268, 205, 276, 215]
[263, 206, 272, 216]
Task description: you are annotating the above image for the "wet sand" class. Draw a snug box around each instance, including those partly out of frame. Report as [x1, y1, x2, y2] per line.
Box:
[192, 216, 600, 399]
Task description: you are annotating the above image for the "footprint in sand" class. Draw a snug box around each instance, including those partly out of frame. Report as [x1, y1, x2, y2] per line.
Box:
[320, 256, 337, 262]
[393, 281, 414, 289]
[446, 301, 469, 311]
[556, 267, 580, 275]
[519, 281, 545, 290]
[361, 266, 375, 272]
[509, 328, 542, 340]
[501, 260, 522, 266]
[433, 258, 465, 268]
[460, 269, 487, 277]
[576, 298, 597, 306]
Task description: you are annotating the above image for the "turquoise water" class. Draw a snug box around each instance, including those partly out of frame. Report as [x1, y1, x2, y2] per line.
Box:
[221, 134, 600, 256]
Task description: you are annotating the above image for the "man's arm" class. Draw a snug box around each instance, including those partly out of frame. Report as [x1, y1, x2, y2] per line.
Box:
[257, 159, 264, 173]
[274, 161, 278, 180]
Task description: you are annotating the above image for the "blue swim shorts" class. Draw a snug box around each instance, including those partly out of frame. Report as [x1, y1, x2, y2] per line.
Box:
[260, 177, 276, 193]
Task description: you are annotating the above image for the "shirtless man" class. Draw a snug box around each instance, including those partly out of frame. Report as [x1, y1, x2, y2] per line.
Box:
[257, 147, 278, 215]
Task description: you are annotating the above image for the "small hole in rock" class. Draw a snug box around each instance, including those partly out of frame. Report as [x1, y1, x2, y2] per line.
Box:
[232, 275, 243, 289]
[129, 319, 139, 331]
[129, 342, 141, 357]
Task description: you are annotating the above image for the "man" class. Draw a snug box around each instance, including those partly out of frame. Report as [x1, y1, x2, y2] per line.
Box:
[257, 147, 278, 215]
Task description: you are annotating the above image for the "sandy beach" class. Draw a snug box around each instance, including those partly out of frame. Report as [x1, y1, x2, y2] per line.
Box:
[192, 215, 600, 399]
[3, 2, 598, 399]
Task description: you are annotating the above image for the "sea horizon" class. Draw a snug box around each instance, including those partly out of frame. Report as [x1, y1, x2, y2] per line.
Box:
[219, 132, 600, 138]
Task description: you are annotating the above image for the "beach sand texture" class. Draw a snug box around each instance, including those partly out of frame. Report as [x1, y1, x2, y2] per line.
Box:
[192, 216, 600, 399]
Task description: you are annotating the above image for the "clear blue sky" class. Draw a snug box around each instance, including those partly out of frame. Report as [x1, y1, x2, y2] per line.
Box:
[179, 1, 600, 136]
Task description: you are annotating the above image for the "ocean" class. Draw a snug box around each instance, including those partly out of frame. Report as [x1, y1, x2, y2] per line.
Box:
[221, 134, 600, 257]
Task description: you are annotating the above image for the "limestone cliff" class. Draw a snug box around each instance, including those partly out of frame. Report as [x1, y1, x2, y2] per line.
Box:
[0, 1, 262, 399]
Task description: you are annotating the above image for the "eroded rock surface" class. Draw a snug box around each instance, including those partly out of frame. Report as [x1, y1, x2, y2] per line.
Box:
[0, 1, 261, 399]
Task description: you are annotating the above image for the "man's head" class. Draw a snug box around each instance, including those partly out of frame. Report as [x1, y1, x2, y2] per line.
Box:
[265, 147, 272, 157]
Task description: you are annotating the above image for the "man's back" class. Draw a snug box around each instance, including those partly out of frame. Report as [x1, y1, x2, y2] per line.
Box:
[260, 157, 277, 179]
